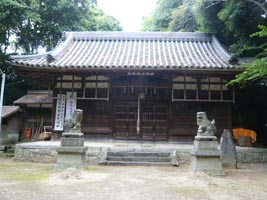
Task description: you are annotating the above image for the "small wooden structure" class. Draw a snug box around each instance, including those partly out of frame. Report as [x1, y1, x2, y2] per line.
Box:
[1, 106, 21, 142]
[13, 90, 52, 140]
[10, 32, 242, 141]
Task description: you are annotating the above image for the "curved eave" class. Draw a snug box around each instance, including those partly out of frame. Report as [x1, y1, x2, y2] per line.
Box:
[11, 32, 74, 61]
[10, 62, 243, 73]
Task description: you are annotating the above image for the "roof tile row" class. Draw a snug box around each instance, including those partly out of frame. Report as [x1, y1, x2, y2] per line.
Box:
[11, 32, 236, 70]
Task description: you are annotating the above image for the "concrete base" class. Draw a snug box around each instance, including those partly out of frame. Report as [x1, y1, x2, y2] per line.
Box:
[191, 150, 225, 176]
[55, 146, 88, 170]
[191, 137, 225, 176]
[55, 132, 88, 170]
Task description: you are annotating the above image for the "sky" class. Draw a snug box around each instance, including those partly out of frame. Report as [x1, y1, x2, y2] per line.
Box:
[97, 0, 158, 32]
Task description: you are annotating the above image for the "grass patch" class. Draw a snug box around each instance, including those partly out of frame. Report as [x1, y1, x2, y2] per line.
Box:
[0, 165, 11, 169]
[0, 162, 53, 182]
[85, 166, 98, 172]
[8, 172, 49, 182]
[170, 186, 206, 197]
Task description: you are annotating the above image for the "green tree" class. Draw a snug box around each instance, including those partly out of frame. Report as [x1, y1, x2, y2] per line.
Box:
[142, 0, 267, 52]
[1, 0, 122, 54]
[81, 8, 122, 31]
[0, 0, 28, 54]
[0, 0, 122, 104]
[229, 25, 267, 86]
[168, 1, 198, 32]
[142, 0, 183, 31]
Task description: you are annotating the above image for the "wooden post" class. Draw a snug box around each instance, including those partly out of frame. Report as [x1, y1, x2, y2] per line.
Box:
[0, 71, 5, 133]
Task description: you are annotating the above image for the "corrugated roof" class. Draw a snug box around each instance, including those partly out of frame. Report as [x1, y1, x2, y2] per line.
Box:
[2, 106, 20, 119]
[13, 91, 53, 105]
[11, 32, 237, 70]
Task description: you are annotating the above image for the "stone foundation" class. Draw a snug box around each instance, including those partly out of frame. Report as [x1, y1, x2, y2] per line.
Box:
[14, 142, 267, 164]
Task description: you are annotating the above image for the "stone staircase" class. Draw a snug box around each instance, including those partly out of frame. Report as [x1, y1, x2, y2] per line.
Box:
[103, 148, 172, 166]
[5, 148, 15, 157]
[0, 145, 15, 158]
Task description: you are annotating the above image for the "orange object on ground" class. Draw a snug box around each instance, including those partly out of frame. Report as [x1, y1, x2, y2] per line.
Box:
[232, 128, 257, 143]
[25, 128, 32, 140]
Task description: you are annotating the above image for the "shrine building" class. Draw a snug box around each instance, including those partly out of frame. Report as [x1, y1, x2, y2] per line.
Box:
[10, 32, 241, 141]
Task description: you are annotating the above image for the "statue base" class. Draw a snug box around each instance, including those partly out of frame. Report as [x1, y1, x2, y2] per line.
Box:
[55, 132, 88, 170]
[191, 135, 225, 176]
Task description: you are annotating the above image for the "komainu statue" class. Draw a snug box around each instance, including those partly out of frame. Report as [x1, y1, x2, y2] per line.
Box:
[64, 109, 83, 133]
[196, 112, 216, 136]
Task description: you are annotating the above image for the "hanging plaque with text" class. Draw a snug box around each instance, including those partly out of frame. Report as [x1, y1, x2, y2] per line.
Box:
[65, 92, 77, 120]
[54, 94, 66, 131]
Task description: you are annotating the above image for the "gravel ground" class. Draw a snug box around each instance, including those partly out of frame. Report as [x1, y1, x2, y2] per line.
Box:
[0, 158, 267, 200]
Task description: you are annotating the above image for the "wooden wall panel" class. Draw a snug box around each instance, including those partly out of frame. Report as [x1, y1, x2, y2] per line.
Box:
[170, 102, 232, 141]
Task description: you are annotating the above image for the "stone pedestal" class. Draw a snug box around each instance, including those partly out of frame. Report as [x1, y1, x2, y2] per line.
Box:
[56, 132, 88, 170]
[191, 136, 225, 176]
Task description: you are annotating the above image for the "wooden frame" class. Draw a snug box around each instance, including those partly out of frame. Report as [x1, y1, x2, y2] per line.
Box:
[172, 75, 234, 102]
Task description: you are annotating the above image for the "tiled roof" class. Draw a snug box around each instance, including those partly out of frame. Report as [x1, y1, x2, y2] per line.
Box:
[13, 91, 52, 105]
[11, 32, 237, 70]
[2, 106, 20, 119]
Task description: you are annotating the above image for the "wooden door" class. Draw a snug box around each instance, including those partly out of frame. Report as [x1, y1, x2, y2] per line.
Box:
[141, 104, 168, 140]
[114, 101, 168, 140]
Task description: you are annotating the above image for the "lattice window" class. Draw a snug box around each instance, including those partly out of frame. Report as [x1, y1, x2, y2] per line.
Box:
[85, 76, 109, 100]
[115, 106, 128, 120]
[96, 101, 106, 111]
[172, 76, 233, 102]
[142, 106, 154, 121]
[128, 106, 137, 120]
[155, 106, 167, 120]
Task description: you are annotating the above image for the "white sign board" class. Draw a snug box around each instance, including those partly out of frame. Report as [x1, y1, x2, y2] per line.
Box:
[54, 94, 66, 131]
[65, 92, 77, 119]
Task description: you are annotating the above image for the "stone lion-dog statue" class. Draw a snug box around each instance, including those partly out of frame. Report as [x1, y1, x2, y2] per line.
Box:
[64, 109, 83, 133]
[196, 112, 216, 136]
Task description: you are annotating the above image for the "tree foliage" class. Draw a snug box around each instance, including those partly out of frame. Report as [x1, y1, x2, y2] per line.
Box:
[0, 0, 122, 54]
[0, 0, 122, 104]
[168, 3, 198, 32]
[229, 24, 267, 86]
[142, 0, 267, 85]
[142, 0, 183, 31]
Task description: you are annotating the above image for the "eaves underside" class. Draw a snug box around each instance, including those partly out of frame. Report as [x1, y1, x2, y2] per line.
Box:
[11, 63, 242, 73]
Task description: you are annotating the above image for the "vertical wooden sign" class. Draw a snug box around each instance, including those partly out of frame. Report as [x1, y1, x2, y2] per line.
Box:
[65, 92, 77, 119]
[54, 94, 66, 131]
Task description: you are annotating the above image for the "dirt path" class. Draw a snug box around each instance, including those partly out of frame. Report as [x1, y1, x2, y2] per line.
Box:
[0, 158, 267, 200]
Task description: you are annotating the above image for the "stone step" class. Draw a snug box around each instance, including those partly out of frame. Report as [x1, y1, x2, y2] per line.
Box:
[7, 148, 15, 153]
[107, 151, 170, 157]
[105, 161, 171, 166]
[4, 153, 15, 158]
[104, 149, 172, 166]
[107, 156, 171, 162]
[5, 148, 15, 157]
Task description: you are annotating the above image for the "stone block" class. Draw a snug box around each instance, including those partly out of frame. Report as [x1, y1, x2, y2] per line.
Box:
[194, 135, 217, 141]
[62, 132, 84, 138]
[194, 140, 218, 151]
[191, 155, 225, 176]
[191, 149, 221, 157]
[61, 137, 84, 147]
[0, 145, 6, 151]
[220, 129, 237, 168]
[171, 150, 179, 166]
[57, 146, 88, 153]
[56, 146, 88, 170]
[191, 134, 224, 176]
